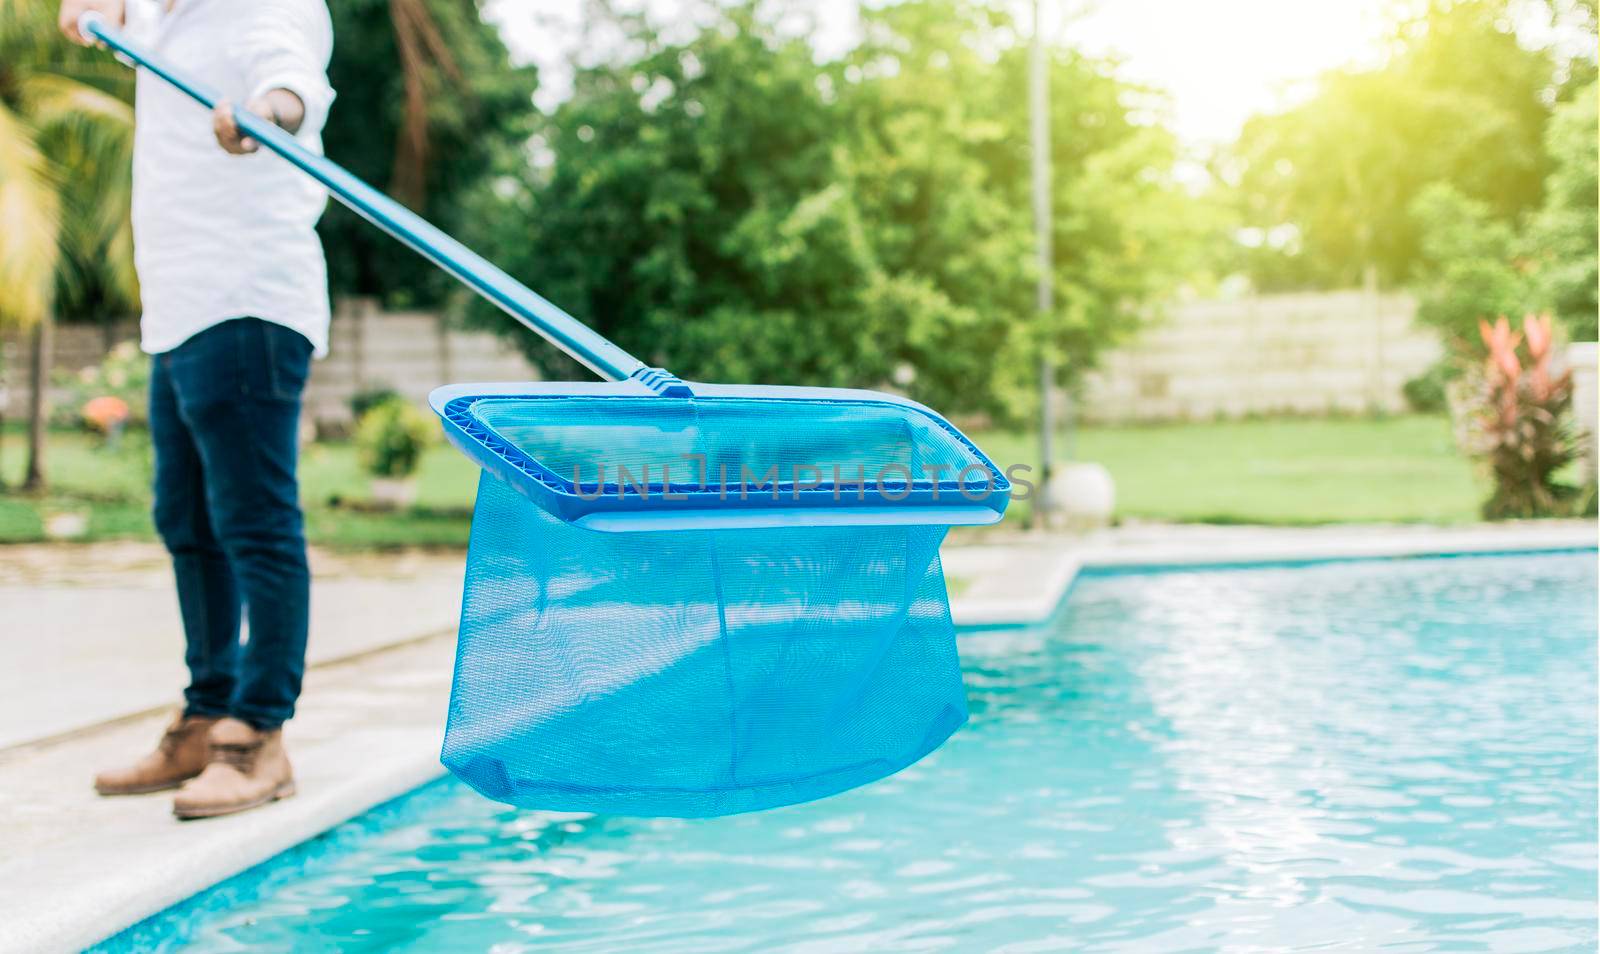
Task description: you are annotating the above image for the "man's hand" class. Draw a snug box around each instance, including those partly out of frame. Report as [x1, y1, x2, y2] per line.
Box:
[58, 0, 124, 45]
[212, 90, 305, 155]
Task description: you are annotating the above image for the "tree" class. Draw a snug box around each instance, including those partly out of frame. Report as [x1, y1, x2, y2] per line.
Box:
[319, 0, 538, 307]
[462, 0, 1197, 421]
[1409, 183, 1531, 354]
[0, 0, 136, 489]
[460, 4, 893, 391]
[1410, 80, 1597, 352]
[1527, 82, 1597, 340]
[840, 0, 1198, 418]
[1225, 0, 1558, 289]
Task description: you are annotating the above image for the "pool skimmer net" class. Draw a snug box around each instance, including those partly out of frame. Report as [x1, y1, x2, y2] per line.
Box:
[85, 11, 1011, 817]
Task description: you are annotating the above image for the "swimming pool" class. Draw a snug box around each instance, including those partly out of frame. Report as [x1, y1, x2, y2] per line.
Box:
[101, 551, 1597, 952]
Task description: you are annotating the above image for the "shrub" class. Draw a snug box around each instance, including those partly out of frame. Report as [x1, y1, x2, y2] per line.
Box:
[1457, 314, 1582, 519]
[82, 395, 131, 449]
[355, 397, 434, 479]
[348, 386, 401, 421]
[1401, 361, 1457, 414]
[55, 342, 150, 428]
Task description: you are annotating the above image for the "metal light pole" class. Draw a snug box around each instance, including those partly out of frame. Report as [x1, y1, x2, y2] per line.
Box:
[1030, 0, 1055, 523]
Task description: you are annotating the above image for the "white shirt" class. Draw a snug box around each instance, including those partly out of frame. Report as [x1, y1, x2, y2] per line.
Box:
[128, 0, 336, 356]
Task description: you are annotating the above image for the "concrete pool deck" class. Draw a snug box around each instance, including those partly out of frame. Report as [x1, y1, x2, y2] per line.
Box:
[0, 637, 453, 954]
[0, 521, 1592, 952]
[0, 545, 467, 749]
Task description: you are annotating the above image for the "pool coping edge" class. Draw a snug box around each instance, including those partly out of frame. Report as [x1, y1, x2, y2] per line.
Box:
[947, 521, 1597, 628]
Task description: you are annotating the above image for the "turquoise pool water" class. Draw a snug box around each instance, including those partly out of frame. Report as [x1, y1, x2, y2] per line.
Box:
[109, 552, 1597, 952]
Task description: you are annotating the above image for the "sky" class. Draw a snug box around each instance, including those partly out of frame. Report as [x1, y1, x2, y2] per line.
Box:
[1063, 0, 1394, 147]
[484, 0, 1403, 149]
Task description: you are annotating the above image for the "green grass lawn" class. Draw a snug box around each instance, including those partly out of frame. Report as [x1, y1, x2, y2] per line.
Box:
[0, 414, 1492, 548]
[0, 427, 483, 549]
[981, 414, 1488, 526]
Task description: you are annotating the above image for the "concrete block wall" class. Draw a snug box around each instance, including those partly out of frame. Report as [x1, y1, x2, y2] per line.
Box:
[305, 298, 536, 430]
[1566, 342, 1598, 483]
[1080, 290, 1441, 423]
[0, 320, 140, 420]
[2, 292, 1522, 432]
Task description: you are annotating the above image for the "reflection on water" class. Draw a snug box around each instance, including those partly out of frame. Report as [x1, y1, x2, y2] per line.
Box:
[126, 553, 1598, 953]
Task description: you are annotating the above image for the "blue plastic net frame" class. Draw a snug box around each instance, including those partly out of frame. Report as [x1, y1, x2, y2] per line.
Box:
[430, 380, 1011, 532]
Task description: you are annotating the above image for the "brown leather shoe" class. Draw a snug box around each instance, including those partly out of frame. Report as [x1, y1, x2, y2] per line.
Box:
[94, 714, 220, 796]
[171, 718, 296, 820]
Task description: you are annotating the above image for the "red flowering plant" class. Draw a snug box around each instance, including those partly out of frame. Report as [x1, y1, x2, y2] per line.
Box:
[1458, 313, 1582, 519]
[55, 342, 150, 430]
[82, 395, 131, 445]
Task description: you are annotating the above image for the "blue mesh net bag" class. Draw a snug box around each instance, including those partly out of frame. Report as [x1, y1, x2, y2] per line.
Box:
[433, 381, 1010, 817]
[72, 15, 1012, 818]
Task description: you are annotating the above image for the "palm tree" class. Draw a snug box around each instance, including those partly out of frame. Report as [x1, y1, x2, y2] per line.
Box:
[386, 0, 466, 208]
[0, 0, 136, 490]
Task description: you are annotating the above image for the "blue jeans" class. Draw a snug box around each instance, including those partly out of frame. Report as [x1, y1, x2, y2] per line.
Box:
[149, 318, 312, 730]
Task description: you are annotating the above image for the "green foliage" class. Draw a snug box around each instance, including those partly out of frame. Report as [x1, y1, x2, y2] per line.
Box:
[1409, 182, 1532, 352]
[1402, 360, 1458, 413]
[355, 397, 434, 478]
[0, 0, 137, 328]
[1410, 81, 1597, 351]
[53, 340, 150, 426]
[462, 0, 1197, 421]
[1225, 0, 1559, 288]
[1457, 314, 1581, 518]
[320, 0, 537, 307]
[842, 1, 1202, 418]
[348, 386, 401, 420]
[1526, 83, 1598, 340]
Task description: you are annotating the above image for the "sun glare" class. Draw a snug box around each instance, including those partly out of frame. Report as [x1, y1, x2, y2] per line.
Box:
[490, 0, 1405, 146]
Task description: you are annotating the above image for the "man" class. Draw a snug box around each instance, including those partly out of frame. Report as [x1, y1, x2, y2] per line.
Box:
[60, 0, 335, 820]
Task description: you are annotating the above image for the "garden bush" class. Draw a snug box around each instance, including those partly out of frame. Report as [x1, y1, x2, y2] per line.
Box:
[355, 397, 434, 479]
